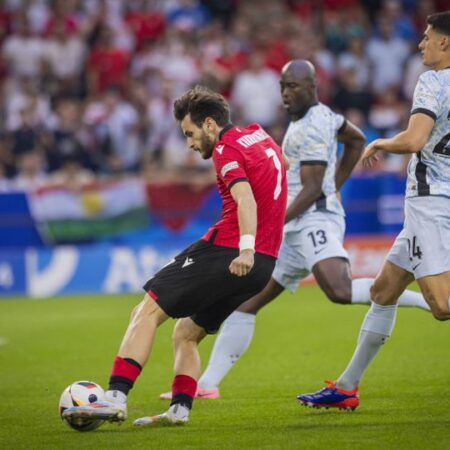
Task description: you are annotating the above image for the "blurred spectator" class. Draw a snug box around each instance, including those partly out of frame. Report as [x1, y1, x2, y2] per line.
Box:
[87, 25, 130, 93]
[366, 15, 410, 93]
[48, 153, 95, 190]
[2, 16, 44, 80]
[381, 0, 418, 42]
[125, 0, 166, 51]
[333, 67, 372, 118]
[145, 78, 176, 163]
[12, 150, 48, 190]
[403, 50, 427, 101]
[230, 51, 282, 128]
[337, 35, 370, 91]
[4, 76, 51, 132]
[41, 21, 86, 98]
[83, 87, 140, 173]
[45, 98, 93, 172]
[368, 86, 407, 138]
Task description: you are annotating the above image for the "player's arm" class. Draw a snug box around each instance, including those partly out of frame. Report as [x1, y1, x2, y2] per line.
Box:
[362, 113, 435, 167]
[229, 181, 257, 277]
[282, 152, 290, 170]
[284, 163, 326, 224]
[335, 121, 366, 190]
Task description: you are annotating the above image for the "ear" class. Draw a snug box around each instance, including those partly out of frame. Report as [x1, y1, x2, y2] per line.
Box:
[204, 117, 216, 131]
[441, 35, 450, 51]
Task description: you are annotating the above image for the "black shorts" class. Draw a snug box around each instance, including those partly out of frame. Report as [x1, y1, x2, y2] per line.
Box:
[143, 239, 275, 334]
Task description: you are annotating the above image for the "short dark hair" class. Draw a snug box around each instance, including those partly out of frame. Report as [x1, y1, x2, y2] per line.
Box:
[427, 11, 450, 36]
[173, 85, 230, 127]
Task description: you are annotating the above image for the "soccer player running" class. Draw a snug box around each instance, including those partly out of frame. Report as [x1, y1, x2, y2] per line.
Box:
[160, 60, 431, 401]
[298, 11, 450, 411]
[62, 86, 288, 426]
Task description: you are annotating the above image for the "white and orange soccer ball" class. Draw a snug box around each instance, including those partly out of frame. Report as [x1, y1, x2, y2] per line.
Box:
[59, 381, 105, 431]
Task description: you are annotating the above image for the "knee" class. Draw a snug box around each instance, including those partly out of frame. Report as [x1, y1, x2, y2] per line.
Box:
[326, 285, 351, 305]
[132, 297, 164, 326]
[429, 302, 449, 321]
[172, 319, 200, 347]
[369, 283, 395, 306]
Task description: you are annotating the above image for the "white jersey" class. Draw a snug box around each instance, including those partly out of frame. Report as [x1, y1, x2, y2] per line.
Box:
[406, 69, 450, 198]
[281, 103, 346, 217]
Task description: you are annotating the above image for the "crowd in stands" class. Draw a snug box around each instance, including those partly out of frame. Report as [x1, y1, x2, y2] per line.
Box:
[0, 0, 446, 192]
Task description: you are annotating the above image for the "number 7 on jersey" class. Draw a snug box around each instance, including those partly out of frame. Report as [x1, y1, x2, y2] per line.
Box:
[265, 148, 283, 200]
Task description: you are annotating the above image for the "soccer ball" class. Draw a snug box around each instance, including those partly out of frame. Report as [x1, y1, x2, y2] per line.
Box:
[59, 381, 105, 432]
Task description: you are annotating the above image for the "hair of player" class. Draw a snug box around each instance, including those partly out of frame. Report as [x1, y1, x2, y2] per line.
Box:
[427, 11, 450, 36]
[173, 85, 230, 127]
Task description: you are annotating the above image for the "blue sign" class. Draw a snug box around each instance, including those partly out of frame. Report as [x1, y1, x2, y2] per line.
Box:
[0, 251, 26, 295]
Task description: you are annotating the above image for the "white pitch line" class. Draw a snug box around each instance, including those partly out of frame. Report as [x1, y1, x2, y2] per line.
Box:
[0, 337, 8, 346]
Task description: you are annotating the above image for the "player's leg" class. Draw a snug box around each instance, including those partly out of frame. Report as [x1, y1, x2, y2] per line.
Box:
[195, 239, 304, 395]
[135, 317, 208, 426]
[417, 271, 450, 320]
[196, 278, 284, 393]
[310, 214, 429, 310]
[63, 295, 169, 422]
[312, 257, 352, 304]
[298, 260, 413, 410]
[314, 259, 430, 310]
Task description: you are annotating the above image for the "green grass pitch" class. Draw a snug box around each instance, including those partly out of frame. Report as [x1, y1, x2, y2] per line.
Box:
[1, 286, 449, 450]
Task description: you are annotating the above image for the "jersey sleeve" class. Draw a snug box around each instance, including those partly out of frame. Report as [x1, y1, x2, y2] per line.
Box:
[213, 145, 248, 189]
[335, 112, 346, 134]
[411, 70, 442, 121]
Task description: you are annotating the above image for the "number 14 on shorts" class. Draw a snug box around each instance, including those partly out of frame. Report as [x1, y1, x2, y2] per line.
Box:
[407, 235, 422, 261]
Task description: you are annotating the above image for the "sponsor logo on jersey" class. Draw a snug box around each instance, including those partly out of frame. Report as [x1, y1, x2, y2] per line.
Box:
[221, 161, 239, 178]
[216, 144, 224, 154]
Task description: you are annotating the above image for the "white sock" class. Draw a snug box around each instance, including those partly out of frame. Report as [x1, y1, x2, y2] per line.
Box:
[198, 311, 256, 389]
[351, 278, 430, 311]
[337, 303, 397, 390]
[105, 389, 127, 405]
[397, 289, 430, 311]
[351, 278, 373, 304]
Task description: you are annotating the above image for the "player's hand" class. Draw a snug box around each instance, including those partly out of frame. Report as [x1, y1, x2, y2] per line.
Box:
[229, 249, 254, 277]
[361, 140, 382, 168]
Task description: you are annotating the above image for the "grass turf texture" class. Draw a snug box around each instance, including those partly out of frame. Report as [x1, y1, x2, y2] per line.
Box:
[0, 287, 449, 450]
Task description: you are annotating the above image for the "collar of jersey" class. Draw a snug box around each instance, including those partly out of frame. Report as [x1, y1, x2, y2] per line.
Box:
[219, 123, 234, 140]
[293, 102, 319, 121]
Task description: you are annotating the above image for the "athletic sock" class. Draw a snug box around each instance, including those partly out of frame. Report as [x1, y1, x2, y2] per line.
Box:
[351, 278, 430, 311]
[198, 311, 256, 389]
[337, 303, 397, 390]
[108, 356, 142, 395]
[171, 374, 197, 410]
[397, 289, 430, 311]
[351, 278, 373, 304]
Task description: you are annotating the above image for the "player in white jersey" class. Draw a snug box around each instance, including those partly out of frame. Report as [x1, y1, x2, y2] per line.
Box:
[159, 60, 430, 401]
[298, 11, 450, 411]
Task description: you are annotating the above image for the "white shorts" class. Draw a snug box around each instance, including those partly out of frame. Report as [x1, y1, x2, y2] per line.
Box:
[387, 196, 450, 279]
[272, 212, 348, 292]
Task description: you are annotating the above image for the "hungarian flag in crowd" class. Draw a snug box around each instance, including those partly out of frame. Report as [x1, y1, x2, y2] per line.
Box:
[29, 179, 149, 243]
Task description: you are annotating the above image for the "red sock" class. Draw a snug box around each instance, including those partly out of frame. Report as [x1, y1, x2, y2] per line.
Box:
[171, 374, 197, 409]
[108, 356, 142, 394]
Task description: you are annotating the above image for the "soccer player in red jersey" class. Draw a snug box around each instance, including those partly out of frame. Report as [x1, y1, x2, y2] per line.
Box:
[62, 86, 287, 426]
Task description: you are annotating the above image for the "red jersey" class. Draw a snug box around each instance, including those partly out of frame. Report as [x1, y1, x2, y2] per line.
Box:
[202, 124, 287, 258]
